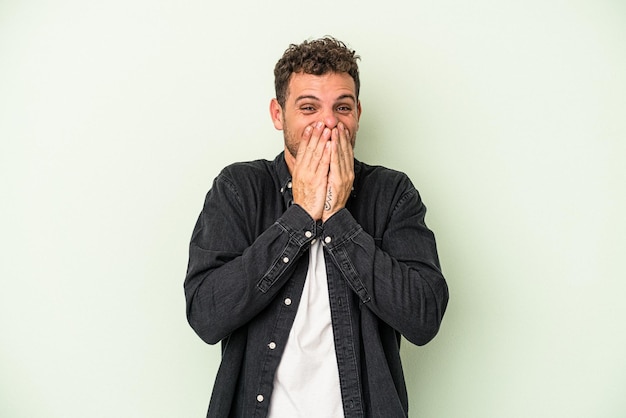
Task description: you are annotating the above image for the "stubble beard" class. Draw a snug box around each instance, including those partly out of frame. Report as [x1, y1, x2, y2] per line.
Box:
[283, 124, 299, 159]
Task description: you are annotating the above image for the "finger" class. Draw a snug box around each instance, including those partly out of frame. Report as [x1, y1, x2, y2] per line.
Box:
[332, 124, 348, 175]
[317, 140, 331, 176]
[295, 124, 314, 164]
[338, 122, 354, 172]
[315, 127, 332, 172]
[330, 127, 341, 173]
[302, 121, 327, 166]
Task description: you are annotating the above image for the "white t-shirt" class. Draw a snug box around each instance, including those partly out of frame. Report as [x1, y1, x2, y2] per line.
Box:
[267, 240, 344, 417]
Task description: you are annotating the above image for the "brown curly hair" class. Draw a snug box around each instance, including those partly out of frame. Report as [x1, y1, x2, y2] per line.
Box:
[274, 36, 360, 108]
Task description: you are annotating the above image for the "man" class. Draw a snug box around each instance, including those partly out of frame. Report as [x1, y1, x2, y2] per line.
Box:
[185, 37, 449, 417]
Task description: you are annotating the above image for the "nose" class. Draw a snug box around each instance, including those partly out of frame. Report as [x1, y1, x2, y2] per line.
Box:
[321, 109, 338, 129]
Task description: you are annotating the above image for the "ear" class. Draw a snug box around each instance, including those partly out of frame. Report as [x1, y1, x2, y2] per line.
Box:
[357, 100, 362, 120]
[269, 98, 284, 130]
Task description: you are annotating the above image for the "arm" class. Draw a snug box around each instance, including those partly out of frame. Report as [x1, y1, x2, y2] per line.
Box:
[184, 171, 318, 345]
[321, 122, 448, 345]
[322, 186, 449, 346]
[186, 121, 334, 345]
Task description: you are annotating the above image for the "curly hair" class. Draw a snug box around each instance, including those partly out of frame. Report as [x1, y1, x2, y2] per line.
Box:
[273, 36, 360, 108]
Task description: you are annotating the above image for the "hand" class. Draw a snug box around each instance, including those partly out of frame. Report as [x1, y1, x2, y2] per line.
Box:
[291, 121, 332, 221]
[322, 122, 354, 222]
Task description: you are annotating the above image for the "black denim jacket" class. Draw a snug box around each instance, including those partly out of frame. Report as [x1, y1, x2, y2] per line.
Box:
[185, 152, 448, 418]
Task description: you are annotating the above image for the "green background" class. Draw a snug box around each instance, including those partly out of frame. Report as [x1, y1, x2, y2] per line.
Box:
[1, 0, 624, 416]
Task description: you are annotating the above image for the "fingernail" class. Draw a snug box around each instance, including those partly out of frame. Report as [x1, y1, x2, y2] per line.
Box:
[316, 121, 324, 129]
[305, 126, 312, 134]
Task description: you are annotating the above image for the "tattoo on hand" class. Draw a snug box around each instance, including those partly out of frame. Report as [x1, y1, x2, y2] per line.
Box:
[324, 187, 332, 211]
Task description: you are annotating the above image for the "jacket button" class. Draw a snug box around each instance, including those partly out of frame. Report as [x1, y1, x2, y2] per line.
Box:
[305, 231, 312, 238]
[268, 342, 277, 350]
[282, 257, 289, 263]
[284, 298, 292, 306]
[257, 394, 264, 402]
[324, 236, 332, 244]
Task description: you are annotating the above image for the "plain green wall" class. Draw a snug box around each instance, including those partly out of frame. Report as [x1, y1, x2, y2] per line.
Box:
[1, 0, 624, 416]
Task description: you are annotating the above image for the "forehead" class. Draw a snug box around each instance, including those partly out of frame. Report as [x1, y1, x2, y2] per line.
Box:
[287, 72, 356, 101]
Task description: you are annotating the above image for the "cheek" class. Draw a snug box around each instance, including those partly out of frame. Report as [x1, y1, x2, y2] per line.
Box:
[341, 116, 359, 135]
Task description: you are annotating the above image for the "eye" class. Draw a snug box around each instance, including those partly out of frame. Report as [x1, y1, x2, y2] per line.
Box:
[300, 105, 316, 114]
[336, 105, 353, 113]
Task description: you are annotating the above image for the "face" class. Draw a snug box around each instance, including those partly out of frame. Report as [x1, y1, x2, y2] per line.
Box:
[270, 72, 361, 160]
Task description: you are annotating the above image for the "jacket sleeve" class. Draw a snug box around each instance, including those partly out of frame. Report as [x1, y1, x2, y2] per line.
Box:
[321, 182, 449, 346]
[184, 172, 318, 345]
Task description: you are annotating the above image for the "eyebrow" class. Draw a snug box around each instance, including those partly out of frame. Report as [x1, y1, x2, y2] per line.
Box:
[294, 94, 357, 103]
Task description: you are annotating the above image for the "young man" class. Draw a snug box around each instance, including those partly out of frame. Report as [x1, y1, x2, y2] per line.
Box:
[185, 37, 449, 417]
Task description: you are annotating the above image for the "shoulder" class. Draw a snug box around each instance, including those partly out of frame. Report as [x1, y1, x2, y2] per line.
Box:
[220, 159, 274, 179]
[216, 159, 275, 189]
[207, 158, 280, 207]
[350, 161, 426, 228]
[355, 160, 416, 194]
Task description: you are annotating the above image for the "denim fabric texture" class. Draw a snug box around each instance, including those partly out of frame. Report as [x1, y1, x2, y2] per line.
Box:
[185, 152, 449, 418]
